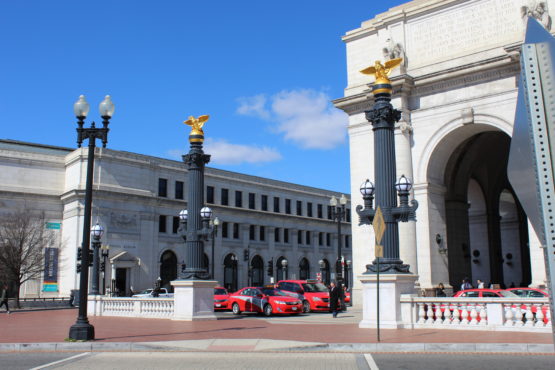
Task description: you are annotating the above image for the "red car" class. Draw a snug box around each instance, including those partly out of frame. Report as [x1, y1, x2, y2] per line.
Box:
[228, 287, 303, 316]
[277, 279, 330, 313]
[505, 287, 549, 298]
[213, 286, 230, 311]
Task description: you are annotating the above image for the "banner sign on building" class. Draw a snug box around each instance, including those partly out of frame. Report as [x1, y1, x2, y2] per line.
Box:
[43, 247, 59, 292]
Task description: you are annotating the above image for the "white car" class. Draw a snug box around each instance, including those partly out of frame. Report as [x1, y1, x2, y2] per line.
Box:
[132, 288, 173, 298]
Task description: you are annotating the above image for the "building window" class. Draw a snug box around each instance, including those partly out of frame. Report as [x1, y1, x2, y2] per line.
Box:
[285, 199, 291, 214]
[159, 215, 167, 233]
[318, 232, 323, 246]
[175, 181, 184, 200]
[249, 193, 256, 210]
[206, 186, 214, 204]
[261, 195, 268, 211]
[274, 227, 280, 242]
[306, 230, 311, 245]
[307, 202, 313, 217]
[273, 197, 280, 213]
[284, 228, 289, 243]
[317, 204, 323, 218]
[158, 178, 168, 197]
[326, 233, 331, 246]
[172, 216, 180, 234]
[297, 230, 303, 245]
[249, 225, 256, 241]
[346, 208, 351, 222]
[296, 200, 302, 216]
[221, 188, 229, 206]
[233, 223, 240, 239]
[327, 205, 333, 220]
[235, 190, 243, 208]
[345, 235, 350, 248]
[222, 222, 229, 238]
[260, 226, 265, 241]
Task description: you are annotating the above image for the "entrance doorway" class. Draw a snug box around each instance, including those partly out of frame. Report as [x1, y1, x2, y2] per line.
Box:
[223, 254, 238, 292]
[115, 268, 127, 296]
[251, 255, 264, 287]
[160, 250, 177, 291]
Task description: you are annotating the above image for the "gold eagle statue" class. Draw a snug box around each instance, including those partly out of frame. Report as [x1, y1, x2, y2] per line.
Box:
[184, 115, 210, 136]
[360, 58, 403, 84]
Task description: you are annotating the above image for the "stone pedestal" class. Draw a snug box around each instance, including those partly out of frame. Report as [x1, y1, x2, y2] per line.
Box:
[171, 280, 217, 321]
[359, 273, 418, 329]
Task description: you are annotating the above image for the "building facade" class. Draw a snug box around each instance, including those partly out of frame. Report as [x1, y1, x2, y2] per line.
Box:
[334, 0, 551, 302]
[0, 139, 352, 297]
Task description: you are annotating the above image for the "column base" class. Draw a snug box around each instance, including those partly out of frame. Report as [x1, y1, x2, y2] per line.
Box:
[358, 273, 418, 329]
[171, 279, 218, 321]
[68, 320, 95, 340]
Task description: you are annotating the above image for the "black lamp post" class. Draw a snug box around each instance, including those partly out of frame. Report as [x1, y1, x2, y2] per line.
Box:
[210, 217, 220, 279]
[69, 94, 114, 341]
[90, 223, 104, 295]
[356, 61, 418, 274]
[319, 259, 325, 283]
[330, 194, 347, 283]
[101, 244, 110, 295]
[179, 115, 215, 280]
[281, 258, 288, 280]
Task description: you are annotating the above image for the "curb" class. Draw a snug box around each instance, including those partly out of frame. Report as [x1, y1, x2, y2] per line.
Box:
[0, 342, 552, 354]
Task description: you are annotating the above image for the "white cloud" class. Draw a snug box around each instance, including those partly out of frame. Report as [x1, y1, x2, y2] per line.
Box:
[237, 89, 348, 150]
[236, 94, 270, 119]
[203, 138, 282, 165]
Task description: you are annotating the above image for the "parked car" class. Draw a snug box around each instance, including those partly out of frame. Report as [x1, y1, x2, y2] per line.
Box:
[453, 289, 518, 298]
[228, 287, 302, 316]
[504, 287, 549, 298]
[132, 288, 173, 298]
[213, 287, 230, 311]
[277, 279, 329, 313]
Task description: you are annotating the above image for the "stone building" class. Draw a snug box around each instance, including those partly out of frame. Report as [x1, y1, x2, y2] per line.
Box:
[0, 139, 352, 297]
[334, 0, 551, 301]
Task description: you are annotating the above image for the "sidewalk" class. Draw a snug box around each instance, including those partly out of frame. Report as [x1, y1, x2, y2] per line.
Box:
[0, 309, 553, 353]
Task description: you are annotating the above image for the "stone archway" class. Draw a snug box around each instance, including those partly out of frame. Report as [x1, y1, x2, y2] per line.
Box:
[299, 258, 310, 280]
[160, 250, 177, 291]
[251, 255, 264, 286]
[440, 131, 530, 290]
[223, 253, 238, 292]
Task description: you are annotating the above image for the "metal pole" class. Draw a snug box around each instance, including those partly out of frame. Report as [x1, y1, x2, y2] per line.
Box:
[377, 256, 380, 342]
[69, 138, 96, 340]
[91, 237, 100, 295]
[211, 229, 215, 279]
[336, 207, 342, 283]
[102, 254, 107, 295]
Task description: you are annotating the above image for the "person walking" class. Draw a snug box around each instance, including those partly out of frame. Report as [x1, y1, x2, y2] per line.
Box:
[435, 283, 447, 297]
[1, 284, 11, 314]
[477, 279, 484, 289]
[329, 281, 343, 318]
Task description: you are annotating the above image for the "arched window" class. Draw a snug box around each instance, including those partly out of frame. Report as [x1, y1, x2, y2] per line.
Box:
[160, 250, 177, 291]
[251, 255, 264, 286]
[223, 254, 238, 292]
[299, 258, 310, 280]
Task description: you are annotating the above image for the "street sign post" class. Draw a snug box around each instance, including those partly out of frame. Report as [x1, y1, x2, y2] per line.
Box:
[373, 206, 386, 342]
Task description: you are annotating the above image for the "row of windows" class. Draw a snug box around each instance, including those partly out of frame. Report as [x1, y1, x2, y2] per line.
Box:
[158, 215, 350, 248]
[158, 178, 184, 200]
[207, 186, 351, 222]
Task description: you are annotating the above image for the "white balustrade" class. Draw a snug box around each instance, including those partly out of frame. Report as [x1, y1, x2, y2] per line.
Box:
[399, 296, 551, 332]
[89, 296, 174, 319]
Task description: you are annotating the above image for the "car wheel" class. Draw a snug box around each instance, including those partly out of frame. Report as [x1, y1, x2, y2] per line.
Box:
[303, 300, 311, 313]
[232, 303, 241, 315]
[263, 304, 273, 317]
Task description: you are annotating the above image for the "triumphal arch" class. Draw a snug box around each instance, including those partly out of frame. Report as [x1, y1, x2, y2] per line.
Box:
[334, 0, 553, 301]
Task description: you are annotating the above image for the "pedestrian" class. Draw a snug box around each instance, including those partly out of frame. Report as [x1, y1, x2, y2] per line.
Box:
[460, 277, 472, 291]
[329, 281, 343, 318]
[477, 279, 484, 289]
[1, 284, 11, 314]
[435, 282, 446, 297]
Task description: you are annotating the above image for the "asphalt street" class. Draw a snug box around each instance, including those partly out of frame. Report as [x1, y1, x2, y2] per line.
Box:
[1, 351, 554, 370]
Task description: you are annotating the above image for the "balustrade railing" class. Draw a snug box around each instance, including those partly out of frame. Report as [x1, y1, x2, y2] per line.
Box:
[401, 297, 551, 332]
[88, 296, 174, 319]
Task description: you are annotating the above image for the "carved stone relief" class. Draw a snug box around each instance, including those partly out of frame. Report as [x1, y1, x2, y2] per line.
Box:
[521, 1, 552, 30]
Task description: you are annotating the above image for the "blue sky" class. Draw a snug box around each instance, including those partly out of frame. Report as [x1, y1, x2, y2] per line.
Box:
[0, 0, 406, 194]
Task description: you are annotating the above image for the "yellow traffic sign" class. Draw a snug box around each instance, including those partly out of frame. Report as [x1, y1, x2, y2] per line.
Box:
[373, 206, 386, 244]
[375, 244, 384, 258]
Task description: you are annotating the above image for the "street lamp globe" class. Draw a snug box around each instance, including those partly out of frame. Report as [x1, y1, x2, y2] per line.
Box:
[73, 95, 90, 118]
[98, 95, 115, 117]
[179, 209, 188, 221]
[330, 196, 338, 207]
[339, 194, 348, 206]
[200, 207, 212, 219]
[101, 244, 110, 257]
[360, 179, 375, 196]
[319, 259, 325, 268]
[213, 216, 220, 226]
[281, 259, 288, 268]
[395, 174, 412, 192]
[90, 223, 104, 239]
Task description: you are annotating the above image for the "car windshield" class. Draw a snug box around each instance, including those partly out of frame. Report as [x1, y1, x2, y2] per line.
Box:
[262, 289, 287, 296]
[302, 283, 328, 292]
[497, 290, 518, 297]
[214, 288, 227, 295]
